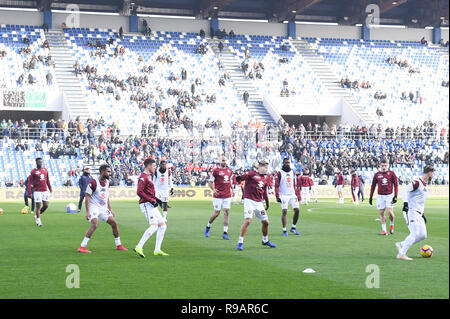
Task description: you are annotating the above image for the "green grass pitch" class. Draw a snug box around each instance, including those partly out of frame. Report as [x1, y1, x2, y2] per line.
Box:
[0, 198, 448, 299]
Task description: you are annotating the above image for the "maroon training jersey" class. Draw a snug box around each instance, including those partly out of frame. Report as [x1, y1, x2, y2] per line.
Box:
[211, 167, 233, 198]
[370, 170, 399, 197]
[28, 167, 52, 193]
[351, 175, 360, 188]
[137, 172, 157, 204]
[298, 175, 311, 187]
[335, 173, 345, 186]
[241, 171, 269, 202]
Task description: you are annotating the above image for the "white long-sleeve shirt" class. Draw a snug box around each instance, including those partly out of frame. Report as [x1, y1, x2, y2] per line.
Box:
[401, 177, 429, 214]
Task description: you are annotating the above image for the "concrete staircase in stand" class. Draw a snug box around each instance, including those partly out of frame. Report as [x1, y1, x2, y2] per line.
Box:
[208, 37, 275, 124]
[45, 30, 91, 121]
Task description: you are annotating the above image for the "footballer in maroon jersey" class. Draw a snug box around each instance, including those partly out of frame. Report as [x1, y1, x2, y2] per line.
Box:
[235, 160, 276, 251]
[204, 156, 234, 240]
[335, 168, 345, 203]
[369, 159, 399, 235]
[27, 157, 52, 226]
[297, 170, 312, 204]
[350, 170, 360, 204]
[134, 158, 168, 258]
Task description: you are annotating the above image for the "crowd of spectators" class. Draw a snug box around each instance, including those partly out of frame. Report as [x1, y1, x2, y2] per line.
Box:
[278, 119, 449, 185]
[400, 90, 423, 104]
[14, 38, 54, 87]
[212, 28, 235, 40]
[1, 116, 448, 188]
[241, 59, 264, 80]
[340, 78, 372, 90]
[195, 43, 207, 55]
[386, 56, 420, 74]
[374, 91, 387, 100]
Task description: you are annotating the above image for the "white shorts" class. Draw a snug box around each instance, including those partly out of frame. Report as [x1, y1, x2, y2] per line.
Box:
[156, 190, 169, 203]
[376, 194, 394, 210]
[88, 206, 112, 222]
[336, 185, 343, 192]
[402, 209, 427, 239]
[140, 202, 164, 225]
[213, 197, 231, 211]
[243, 198, 268, 221]
[34, 191, 49, 203]
[280, 194, 299, 210]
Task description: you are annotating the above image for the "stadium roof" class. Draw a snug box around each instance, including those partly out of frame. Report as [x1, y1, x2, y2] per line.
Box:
[1, 0, 448, 28]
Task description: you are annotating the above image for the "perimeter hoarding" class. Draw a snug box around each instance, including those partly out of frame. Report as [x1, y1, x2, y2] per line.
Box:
[0, 186, 448, 202]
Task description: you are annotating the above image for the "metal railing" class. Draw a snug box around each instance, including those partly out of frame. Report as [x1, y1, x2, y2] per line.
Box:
[0, 127, 84, 141]
[291, 130, 449, 142]
[2, 125, 448, 144]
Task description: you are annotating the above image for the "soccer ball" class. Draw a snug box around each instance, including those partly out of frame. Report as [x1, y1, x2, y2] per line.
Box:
[21, 206, 29, 214]
[420, 245, 434, 258]
[0, 208, 4, 214]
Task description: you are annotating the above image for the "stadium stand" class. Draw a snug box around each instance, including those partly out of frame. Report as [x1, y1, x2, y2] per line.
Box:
[0, 24, 56, 89]
[304, 37, 449, 128]
[0, 22, 448, 189]
[1, 117, 448, 187]
[64, 28, 254, 135]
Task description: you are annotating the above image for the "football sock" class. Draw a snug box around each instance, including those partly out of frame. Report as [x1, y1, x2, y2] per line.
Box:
[81, 237, 90, 247]
[114, 237, 121, 246]
[390, 221, 394, 227]
[283, 227, 287, 231]
[291, 224, 296, 229]
[381, 223, 387, 232]
[224, 226, 228, 233]
[206, 222, 212, 228]
[154, 225, 167, 252]
[238, 236, 244, 244]
[262, 235, 268, 243]
[137, 224, 158, 248]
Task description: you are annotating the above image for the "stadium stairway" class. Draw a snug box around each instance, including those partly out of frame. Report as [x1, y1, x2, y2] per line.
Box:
[208, 38, 275, 124]
[289, 38, 375, 126]
[45, 30, 91, 121]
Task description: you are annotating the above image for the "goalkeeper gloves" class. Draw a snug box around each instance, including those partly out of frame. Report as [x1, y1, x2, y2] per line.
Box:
[265, 200, 270, 211]
[402, 202, 409, 213]
[276, 197, 282, 203]
[150, 201, 159, 208]
[391, 195, 397, 204]
[170, 188, 174, 196]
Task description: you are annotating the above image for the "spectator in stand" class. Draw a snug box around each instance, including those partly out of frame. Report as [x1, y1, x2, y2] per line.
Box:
[243, 91, 249, 106]
[420, 37, 428, 45]
[46, 73, 53, 85]
[119, 26, 124, 39]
